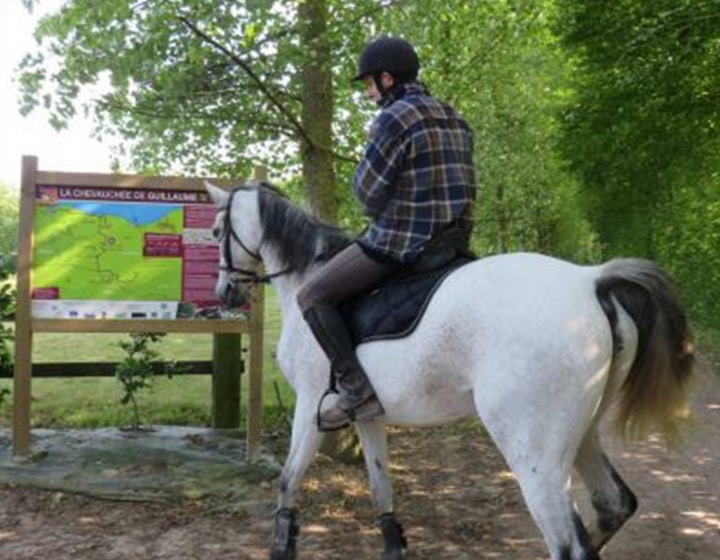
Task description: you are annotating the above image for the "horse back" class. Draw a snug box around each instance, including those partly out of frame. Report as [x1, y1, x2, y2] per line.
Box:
[356, 253, 615, 426]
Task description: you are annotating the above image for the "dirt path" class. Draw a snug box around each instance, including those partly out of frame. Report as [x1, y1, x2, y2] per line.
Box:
[597, 363, 720, 560]
[0, 365, 718, 559]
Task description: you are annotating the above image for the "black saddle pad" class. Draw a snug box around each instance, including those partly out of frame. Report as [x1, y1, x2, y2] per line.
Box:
[339, 255, 473, 345]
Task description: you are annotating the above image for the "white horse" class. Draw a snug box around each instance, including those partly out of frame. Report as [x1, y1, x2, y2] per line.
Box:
[205, 181, 694, 560]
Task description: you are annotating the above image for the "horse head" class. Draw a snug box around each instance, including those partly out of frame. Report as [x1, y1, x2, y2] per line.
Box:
[205, 181, 264, 308]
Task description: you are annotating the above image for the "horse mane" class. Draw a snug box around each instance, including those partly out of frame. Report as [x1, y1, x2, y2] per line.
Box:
[255, 182, 352, 273]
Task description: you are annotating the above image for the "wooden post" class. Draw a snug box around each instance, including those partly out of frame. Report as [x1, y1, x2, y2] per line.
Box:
[13, 156, 38, 458]
[246, 283, 265, 463]
[211, 333, 242, 428]
[211, 165, 268, 458]
[246, 165, 267, 462]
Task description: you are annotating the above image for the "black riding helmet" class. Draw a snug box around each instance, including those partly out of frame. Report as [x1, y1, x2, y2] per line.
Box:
[353, 37, 420, 83]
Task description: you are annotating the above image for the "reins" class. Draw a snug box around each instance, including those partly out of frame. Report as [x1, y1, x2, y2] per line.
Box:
[219, 188, 290, 285]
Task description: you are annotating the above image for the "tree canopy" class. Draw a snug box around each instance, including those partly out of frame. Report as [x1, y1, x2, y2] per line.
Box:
[556, 0, 720, 324]
[16, 0, 720, 327]
[19, 1, 373, 177]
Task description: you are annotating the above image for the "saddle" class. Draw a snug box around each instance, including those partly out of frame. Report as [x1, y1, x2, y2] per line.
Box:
[339, 229, 474, 345]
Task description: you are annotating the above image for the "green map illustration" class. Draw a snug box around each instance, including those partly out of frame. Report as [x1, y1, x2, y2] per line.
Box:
[33, 202, 184, 301]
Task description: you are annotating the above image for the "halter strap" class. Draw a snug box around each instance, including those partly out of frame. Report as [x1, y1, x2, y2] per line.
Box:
[219, 188, 290, 285]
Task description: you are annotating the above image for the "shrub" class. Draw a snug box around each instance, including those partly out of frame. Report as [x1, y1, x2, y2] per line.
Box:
[0, 263, 15, 379]
[115, 332, 188, 429]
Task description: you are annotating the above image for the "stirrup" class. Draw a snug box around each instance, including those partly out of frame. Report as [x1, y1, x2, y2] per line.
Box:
[315, 389, 384, 432]
[315, 388, 351, 432]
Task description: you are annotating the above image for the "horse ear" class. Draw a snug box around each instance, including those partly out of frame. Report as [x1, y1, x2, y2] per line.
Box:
[205, 181, 230, 208]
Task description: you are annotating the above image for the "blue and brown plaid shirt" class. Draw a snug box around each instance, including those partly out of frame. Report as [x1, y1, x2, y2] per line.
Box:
[354, 82, 476, 263]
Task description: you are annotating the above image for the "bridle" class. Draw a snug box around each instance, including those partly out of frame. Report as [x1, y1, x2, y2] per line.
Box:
[218, 188, 289, 285]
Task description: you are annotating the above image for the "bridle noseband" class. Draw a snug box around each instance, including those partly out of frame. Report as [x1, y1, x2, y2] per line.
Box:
[218, 188, 289, 285]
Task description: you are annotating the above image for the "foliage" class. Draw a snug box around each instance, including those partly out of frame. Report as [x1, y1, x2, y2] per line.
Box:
[0, 263, 15, 379]
[115, 332, 188, 430]
[651, 178, 720, 327]
[383, 0, 599, 259]
[18, 0, 598, 261]
[18, 0, 720, 324]
[0, 183, 19, 263]
[555, 0, 720, 326]
[0, 387, 10, 411]
[18, 0, 370, 179]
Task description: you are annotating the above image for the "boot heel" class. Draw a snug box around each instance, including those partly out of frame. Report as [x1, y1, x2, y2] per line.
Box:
[350, 395, 384, 423]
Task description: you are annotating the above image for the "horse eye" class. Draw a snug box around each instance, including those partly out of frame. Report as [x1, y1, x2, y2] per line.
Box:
[212, 227, 221, 239]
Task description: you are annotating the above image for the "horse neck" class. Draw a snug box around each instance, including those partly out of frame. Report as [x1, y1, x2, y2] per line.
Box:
[258, 245, 311, 322]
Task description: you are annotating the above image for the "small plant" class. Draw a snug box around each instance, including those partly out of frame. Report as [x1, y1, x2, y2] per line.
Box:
[0, 331, 11, 379]
[0, 262, 15, 379]
[115, 332, 187, 430]
[0, 387, 10, 410]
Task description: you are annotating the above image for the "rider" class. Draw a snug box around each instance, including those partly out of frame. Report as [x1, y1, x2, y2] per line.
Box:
[297, 36, 476, 431]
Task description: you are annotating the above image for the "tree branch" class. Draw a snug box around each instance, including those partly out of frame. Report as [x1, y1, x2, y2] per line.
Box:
[342, 0, 414, 26]
[99, 98, 296, 136]
[178, 16, 315, 149]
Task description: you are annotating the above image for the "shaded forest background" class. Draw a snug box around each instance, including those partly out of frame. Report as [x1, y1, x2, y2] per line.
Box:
[6, 0, 720, 330]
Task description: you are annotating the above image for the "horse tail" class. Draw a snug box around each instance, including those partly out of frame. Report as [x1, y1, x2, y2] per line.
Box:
[595, 258, 694, 444]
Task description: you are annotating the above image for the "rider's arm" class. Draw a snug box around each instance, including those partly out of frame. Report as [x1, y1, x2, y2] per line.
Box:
[353, 115, 407, 218]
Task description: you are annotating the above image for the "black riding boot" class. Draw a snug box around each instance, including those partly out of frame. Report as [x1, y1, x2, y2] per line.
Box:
[303, 304, 384, 431]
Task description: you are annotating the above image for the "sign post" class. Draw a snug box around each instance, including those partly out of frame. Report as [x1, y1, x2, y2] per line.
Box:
[13, 156, 264, 461]
[12, 156, 38, 458]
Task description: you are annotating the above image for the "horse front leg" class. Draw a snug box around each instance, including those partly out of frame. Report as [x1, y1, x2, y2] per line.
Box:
[355, 418, 407, 560]
[271, 400, 325, 560]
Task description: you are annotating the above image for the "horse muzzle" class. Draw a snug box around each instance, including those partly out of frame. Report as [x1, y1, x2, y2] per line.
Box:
[217, 276, 249, 309]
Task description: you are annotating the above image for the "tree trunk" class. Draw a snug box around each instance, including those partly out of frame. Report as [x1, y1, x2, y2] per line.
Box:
[297, 0, 362, 461]
[298, 0, 337, 222]
[495, 183, 509, 253]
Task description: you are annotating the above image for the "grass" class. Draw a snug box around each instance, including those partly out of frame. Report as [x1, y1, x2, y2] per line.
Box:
[0, 287, 296, 431]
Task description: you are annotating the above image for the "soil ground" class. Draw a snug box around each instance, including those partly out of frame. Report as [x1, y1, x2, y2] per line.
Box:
[0, 362, 718, 560]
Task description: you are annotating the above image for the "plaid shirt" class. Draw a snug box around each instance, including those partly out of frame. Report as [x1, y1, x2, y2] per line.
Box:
[355, 82, 475, 263]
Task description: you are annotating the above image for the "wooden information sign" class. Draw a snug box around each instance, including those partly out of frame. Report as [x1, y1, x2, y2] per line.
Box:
[13, 156, 265, 461]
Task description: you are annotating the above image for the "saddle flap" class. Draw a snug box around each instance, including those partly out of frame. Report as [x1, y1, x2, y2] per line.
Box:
[340, 255, 472, 345]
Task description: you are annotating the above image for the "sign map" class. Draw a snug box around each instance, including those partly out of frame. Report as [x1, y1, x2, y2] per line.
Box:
[31, 185, 222, 320]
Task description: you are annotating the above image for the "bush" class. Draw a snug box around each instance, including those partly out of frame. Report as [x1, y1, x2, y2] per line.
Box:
[115, 332, 188, 429]
[0, 263, 15, 379]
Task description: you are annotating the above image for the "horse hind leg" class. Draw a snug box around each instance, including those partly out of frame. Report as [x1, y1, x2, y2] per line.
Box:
[509, 460, 600, 560]
[574, 427, 638, 552]
[474, 386, 600, 558]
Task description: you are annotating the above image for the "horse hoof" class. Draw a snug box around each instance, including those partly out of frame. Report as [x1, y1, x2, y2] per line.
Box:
[270, 551, 296, 560]
[382, 549, 406, 560]
[377, 513, 408, 560]
[270, 508, 299, 560]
